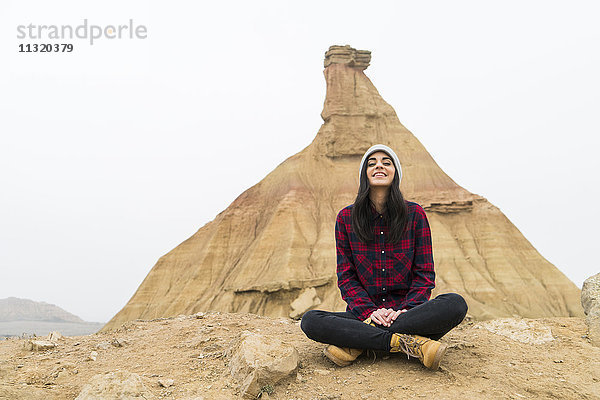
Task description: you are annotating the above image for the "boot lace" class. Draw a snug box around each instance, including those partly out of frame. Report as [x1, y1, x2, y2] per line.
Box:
[395, 335, 427, 360]
[365, 349, 377, 364]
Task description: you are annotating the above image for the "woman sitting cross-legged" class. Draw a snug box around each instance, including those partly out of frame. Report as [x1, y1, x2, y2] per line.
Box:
[300, 144, 468, 370]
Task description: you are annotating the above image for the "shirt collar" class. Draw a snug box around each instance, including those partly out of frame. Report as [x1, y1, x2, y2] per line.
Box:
[369, 202, 386, 220]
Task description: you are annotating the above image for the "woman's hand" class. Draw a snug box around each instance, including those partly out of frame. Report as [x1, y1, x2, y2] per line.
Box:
[369, 308, 392, 326]
[370, 308, 408, 327]
[389, 308, 408, 322]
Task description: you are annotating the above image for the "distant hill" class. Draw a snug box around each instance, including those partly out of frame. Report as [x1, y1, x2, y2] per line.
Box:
[0, 297, 83, 323]
[0, 297, 103, 337]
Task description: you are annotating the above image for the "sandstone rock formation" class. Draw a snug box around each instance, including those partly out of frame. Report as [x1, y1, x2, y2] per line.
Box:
[581, 272, 600, 346]
[103, 45, 583, 331]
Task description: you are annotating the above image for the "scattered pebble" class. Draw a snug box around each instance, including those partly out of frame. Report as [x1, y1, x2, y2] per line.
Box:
[96, 342, 110, 350]
[158, 378, 174, 387]
[111, 338, 127, 347]
[46, 332, 63, 341]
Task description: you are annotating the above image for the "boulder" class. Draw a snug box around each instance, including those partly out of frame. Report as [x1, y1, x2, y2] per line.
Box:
[228, 331, 299, 398]
[75, 370, 155, 400]
[87, 351, 98, 361]
[289, 287, 321, 319]
[581, 273, 600, 346]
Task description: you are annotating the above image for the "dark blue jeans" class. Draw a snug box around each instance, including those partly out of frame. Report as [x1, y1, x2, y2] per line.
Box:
[301, 293, 467, 352]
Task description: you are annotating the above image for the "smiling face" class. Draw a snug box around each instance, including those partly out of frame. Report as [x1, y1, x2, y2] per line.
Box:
[366, 151, 396, 188]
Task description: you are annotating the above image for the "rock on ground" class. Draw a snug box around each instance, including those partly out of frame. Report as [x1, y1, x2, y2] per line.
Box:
[47, 331, 64, 341]
[477, 318, 555, 344]
[228, 331, 299, 398]
[158, 378, 174, 387]
[75, 370, 155, 400]
[23, 340, 56, 351]
[582, 272, 600, 346]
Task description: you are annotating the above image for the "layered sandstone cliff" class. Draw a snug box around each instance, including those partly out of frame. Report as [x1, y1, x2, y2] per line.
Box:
[103, 45, 582, 330]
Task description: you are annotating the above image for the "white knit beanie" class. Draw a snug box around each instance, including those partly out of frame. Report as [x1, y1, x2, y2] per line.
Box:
[358, 144, 402, 183]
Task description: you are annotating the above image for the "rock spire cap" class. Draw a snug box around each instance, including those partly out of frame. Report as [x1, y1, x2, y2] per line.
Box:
[324, 45, 371, 70]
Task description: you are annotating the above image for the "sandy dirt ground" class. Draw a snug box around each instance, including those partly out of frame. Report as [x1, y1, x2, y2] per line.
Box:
[0, 312, 598, 399]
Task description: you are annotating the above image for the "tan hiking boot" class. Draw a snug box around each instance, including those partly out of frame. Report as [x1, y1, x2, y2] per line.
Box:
[322, 318, 375, 366]
[389, 333, 448, 370]
[323, 345, 364, 367]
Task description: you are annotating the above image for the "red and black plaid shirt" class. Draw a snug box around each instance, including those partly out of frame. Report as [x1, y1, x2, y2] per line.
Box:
[335, 201, 435, 321]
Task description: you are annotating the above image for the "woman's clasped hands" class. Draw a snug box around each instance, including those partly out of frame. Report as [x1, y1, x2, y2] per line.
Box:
[369, 307, 407, 327]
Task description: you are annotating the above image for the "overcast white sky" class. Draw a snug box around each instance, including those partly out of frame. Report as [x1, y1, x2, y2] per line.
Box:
[1, 1, 598, 323]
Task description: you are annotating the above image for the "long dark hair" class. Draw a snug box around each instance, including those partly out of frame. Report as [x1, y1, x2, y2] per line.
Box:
[351, 156, 409, 243]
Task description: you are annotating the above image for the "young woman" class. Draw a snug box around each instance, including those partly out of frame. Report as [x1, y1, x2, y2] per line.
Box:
[301, 144, 467, 370]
